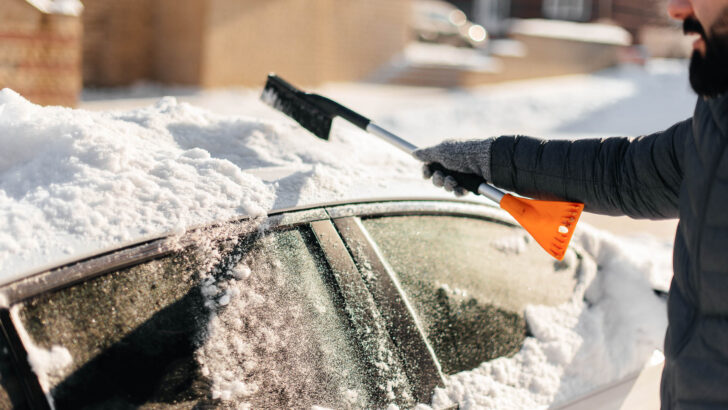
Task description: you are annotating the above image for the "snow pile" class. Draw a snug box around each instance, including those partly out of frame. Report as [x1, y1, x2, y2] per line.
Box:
[428, 224, 669, 408]
[509, 19, 632, 46]
[26, 0, 84, 16]
[25, 343, 73, 393]
[403, 43, 502, 71]
[0, 89, 425, 282]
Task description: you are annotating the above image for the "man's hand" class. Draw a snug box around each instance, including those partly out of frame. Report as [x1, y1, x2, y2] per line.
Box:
[413, 138, 494, 196]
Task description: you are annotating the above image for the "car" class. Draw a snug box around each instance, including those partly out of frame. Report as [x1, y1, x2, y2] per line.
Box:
[0, 197, 586, 409]
[411, 0, 488, 48]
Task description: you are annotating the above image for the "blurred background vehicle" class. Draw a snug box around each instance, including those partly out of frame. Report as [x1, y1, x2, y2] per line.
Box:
[411, 0, 488, 48]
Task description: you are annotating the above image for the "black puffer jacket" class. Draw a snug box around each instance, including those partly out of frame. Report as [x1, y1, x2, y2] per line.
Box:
[489, 93, 728, 409]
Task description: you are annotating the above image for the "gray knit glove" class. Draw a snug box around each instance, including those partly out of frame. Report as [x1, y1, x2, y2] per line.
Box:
[413, 138, 494, 197]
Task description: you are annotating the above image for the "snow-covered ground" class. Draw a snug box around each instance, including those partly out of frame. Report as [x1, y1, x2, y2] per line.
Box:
[1, 59, 696, 408]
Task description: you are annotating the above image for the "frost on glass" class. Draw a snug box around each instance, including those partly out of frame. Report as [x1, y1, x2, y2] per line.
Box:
[195, 229, 373, 408]
[17, 225, 372, 409]
[361, 215, 579, 375]
[18, 248, 209, 409]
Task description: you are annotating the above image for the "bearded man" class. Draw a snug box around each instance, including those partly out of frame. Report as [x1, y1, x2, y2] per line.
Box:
[414, 0, 728, 407]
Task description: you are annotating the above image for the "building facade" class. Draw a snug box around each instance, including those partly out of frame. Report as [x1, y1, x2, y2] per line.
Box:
[82, 0, 412, 88]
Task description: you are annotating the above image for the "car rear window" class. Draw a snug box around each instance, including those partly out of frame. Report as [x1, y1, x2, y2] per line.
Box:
[361, 215, 579, 374]
[16, 226, 374, 408]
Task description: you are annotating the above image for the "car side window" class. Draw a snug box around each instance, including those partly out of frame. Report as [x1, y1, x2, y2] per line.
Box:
[17, 248, 208, 409]
[360, 215, 579, 375]
[15, 226, 373, 409]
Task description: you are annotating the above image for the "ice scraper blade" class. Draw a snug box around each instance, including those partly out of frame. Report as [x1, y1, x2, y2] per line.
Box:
[260, 73, 584, 260]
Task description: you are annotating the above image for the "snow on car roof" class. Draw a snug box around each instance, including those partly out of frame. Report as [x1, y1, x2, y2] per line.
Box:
[0, 88, 453, 282]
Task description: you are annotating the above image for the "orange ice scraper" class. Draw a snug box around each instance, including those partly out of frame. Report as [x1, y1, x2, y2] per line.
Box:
[261, 73, 584, 260]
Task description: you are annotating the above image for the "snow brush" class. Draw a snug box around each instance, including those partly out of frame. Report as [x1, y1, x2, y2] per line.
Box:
[261, 73, 583, 260]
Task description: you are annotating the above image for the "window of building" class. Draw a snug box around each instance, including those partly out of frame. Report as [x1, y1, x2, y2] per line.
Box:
[542, 0, 592, 21]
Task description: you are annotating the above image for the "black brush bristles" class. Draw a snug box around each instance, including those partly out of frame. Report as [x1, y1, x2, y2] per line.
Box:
[261, 74, 334, 140]
[261, 74, 371, 140]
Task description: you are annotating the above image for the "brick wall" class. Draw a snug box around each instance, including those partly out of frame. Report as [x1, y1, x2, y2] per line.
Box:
[154, 0, 206, 85]
[201, 0, 323, 87]
[611, 0, 671, 37]
[0, 0, 82, 106]
[321, 0, 411, 83]
[201, 0, 410, 87]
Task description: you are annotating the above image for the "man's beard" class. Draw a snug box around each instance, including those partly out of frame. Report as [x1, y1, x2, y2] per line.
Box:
[687, 12, 728, 98]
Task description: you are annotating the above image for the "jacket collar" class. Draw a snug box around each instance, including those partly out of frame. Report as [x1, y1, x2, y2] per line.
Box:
[706, 92, 728, 139]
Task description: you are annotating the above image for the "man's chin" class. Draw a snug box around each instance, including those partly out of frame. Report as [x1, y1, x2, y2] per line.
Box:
[689, 8, 728, 98]
[689, 48, 728, 98]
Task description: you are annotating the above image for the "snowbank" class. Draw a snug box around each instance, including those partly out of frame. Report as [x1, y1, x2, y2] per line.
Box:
[402, 43, 502, 71]
[509, 19, 632, 46]
[25, 0, 83, 16]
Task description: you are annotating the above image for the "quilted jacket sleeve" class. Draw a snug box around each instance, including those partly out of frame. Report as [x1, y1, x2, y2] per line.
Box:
[489, 119, 691, 218]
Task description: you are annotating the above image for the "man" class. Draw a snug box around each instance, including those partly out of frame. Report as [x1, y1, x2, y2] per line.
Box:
[414, 0, 728, 408]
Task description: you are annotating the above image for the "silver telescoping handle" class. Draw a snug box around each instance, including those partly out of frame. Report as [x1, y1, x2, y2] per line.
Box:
[366, 123, 505, 204]
[366, 123, 418, 152]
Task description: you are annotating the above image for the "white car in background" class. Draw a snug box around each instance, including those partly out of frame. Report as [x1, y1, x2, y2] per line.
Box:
[411, 0, 488, 48]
